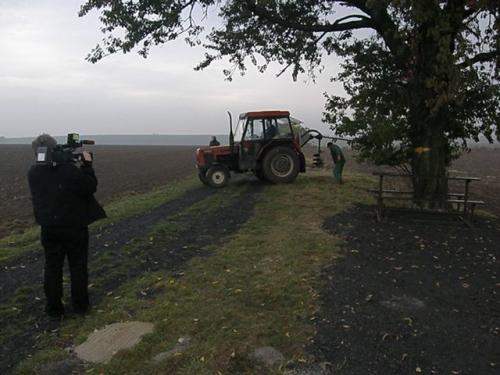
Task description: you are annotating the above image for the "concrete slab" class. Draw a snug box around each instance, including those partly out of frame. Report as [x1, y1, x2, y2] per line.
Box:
[251, 346, 285, 367]
[74, 321, 154, 364]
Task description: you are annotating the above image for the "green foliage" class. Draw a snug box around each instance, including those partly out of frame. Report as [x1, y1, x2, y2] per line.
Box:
[324, 35, 500, 166]
[324, 38, 412, 166]
[80, 1, 499, 168]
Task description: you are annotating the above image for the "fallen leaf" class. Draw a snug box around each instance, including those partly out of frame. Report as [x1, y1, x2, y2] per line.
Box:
[403, 317, 413, 326]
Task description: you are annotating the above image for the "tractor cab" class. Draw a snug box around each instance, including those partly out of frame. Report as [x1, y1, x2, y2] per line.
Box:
[196, 110, 306, 187]
[236, 111, 297, 170]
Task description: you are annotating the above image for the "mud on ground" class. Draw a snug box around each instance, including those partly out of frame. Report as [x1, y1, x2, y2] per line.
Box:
[314, 207, 499, 374]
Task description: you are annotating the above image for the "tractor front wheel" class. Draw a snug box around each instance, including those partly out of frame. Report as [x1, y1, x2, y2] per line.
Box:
[198, 170, 209, 186]
[206, 165, 230, 188]
[262, 147, 300, 184]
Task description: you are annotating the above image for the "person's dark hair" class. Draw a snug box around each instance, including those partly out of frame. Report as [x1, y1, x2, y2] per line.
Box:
[32, 134, 57, 156]
[327, 142, 333, 147]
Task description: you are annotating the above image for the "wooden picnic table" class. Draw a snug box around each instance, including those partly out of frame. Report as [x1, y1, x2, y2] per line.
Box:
[371, 172, 484, 223]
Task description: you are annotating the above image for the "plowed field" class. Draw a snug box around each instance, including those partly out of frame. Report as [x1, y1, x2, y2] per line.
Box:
[1, 145, 499, 239]
[0, 145, 197, 238]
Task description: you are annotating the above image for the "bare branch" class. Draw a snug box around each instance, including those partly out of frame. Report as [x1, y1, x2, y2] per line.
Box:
[458, 50, 500, 67]
[334, 14, 371, 25]
[243, 1, 374, 33]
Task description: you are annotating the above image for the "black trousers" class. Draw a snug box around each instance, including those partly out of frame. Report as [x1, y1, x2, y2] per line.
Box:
[41, 226, 89, 315]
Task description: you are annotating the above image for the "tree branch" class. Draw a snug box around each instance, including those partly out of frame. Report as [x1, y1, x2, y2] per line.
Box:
[243, 1, 374, 33]
[343, 0, 410, 62]
[275, 31, 328, 78]
[458, 50, 500, 67]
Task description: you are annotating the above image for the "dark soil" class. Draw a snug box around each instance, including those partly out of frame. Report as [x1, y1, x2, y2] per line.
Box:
[0, 145, 197, 238]
[4, 146, 499, 238]
[0, 179, 261, 373]
[314, 207, 499, 374]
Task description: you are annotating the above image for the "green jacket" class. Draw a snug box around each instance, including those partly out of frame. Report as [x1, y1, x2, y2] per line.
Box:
[328, 144, 345, 164]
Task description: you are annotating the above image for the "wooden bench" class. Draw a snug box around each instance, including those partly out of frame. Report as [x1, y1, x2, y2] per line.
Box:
[447, 199, 485, 216]
[371, 173, 485, 222]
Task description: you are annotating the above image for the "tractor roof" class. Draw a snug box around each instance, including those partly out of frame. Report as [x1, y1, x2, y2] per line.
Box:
[240, 111, 290, 119]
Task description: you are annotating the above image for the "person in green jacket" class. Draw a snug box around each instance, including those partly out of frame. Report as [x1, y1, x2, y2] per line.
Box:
[327, 141, 346, 184]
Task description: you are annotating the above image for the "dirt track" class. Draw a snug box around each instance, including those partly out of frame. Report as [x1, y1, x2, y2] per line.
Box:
[0, 179, 261, 373]
[315, 206, 499, 374]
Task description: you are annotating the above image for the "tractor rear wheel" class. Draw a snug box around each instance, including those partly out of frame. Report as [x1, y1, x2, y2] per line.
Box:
[206, 165, 230, 188]
[261, 146, 300, 184]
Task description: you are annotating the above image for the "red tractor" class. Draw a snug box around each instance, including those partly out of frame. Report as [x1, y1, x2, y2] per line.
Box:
[196, 110, 307, 187]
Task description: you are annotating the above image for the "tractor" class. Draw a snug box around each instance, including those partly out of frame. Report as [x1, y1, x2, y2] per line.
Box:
[196, 110, 307, 187]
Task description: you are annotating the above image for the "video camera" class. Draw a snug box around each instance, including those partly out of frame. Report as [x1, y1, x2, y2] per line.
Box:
[36, 133, 95, 166]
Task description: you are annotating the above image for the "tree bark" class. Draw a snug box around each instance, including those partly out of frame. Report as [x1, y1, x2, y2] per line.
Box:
[405, 3, 456, 207]
[410, 125, 449, 207]
[407, 73, 451, 206]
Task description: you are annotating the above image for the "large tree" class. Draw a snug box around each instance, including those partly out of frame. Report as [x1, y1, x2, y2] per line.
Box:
[80, 0, 499, 202]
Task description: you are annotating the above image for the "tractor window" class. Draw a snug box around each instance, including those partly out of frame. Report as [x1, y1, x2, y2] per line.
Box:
[275, 117, 293, 138]
[262, 119, 276, 139]
[243, 120, 265, 140]
[234, 118, 246, 141]
[263, 118, 293, 139]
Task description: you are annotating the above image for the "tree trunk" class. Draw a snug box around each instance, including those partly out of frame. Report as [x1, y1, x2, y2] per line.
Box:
[407, 60, 451, 206]
[406, 6, 454, 208]
[410, 125, 449, 207]
[407, 82, 450, 206]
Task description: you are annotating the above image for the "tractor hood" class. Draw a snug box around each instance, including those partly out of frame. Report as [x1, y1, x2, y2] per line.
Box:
[196, 144, 239, 168]
[198, 145, 236, 155]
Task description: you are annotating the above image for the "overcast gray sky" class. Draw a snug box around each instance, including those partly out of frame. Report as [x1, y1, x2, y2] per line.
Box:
[0, 0, 345, 137]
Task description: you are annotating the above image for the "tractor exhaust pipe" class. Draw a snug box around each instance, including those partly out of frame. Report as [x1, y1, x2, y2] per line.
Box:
[228, 111, 234, 149]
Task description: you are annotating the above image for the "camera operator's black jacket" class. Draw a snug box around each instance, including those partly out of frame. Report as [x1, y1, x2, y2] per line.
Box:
[28, 163, 106, 227]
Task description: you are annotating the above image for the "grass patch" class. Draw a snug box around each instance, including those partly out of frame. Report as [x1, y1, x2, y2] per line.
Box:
[17, 171, 373, 375]
[0, 228, 40, 264]
[475, 208, 497, 220]
[16, 349, 68, 375]
[95, 175, 199, 228]
[0, 176, 199, 264]
[149, 185, 245, 239]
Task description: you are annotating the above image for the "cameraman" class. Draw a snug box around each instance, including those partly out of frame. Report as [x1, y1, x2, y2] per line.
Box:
[28, 134, 105, 320]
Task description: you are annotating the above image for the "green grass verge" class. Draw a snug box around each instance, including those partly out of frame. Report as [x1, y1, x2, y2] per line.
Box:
[17, 171, 374, 375]
[0, 176, 199, 264]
